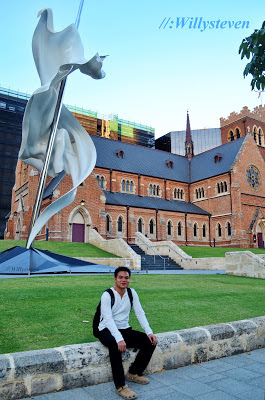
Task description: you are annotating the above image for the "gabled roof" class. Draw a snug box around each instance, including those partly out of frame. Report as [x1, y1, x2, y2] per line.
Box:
[91, 136, 189, 182]
[190, 137, 245, 182]
[91, 135, 246, 184]
[104, 191, 210, 215]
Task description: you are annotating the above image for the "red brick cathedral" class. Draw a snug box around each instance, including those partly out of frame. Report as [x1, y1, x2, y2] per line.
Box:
[5, 106, 265, 248]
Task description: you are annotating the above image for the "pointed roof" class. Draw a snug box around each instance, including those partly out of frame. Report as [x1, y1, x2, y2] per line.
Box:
[185, 111, 193, 145]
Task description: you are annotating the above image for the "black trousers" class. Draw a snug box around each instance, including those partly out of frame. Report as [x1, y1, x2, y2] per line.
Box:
[98, 327, 156, 388]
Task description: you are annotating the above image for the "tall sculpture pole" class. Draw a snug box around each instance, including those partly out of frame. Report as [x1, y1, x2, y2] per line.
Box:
[26, 0, 84, 249]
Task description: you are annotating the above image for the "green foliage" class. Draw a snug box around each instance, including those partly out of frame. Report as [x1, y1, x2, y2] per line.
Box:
[1, 275, 265, 354]
[239, 21, 265, 90]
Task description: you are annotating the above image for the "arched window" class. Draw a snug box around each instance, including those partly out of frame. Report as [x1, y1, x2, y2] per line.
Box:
[177, 222, 182, 236]
[202, 188, 205, 197]
[153, 185, 156, 195]
[96, 175, 100, 184]
[149, 219, 154, 235]
[253, 127, 257, 143]
[122, 180, 125, 191]
[193, 223, 197, 237]
[180, 189, 183, 199]
[202, 224, 206, 238]
[157, 185, 160, 196]
[227, 222, 231, 236]
[258, 128, 264, 147]
[218, 223, 222, 237]
[220, 182, 224, 192]
[126, 180, 129, 191]
[195, 189, 198, 199]
[100, 176, 104, 188]
[138, 218, 143, 233]
[167, 221, 172, 236]
[236, 128, 241, 139]
[224, 181, 228, 192]
[149, 184, 152, 195]
[174, 188, 177, 198]
[217, 183, 220, 194]
[130, 181, 133, 192]
[229, 131, 234, 141]
[106, 215, 110, 233]
[117, 216, 123, 232]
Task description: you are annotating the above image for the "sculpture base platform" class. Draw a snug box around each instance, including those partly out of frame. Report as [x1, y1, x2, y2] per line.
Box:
[0, 246, 115, 275]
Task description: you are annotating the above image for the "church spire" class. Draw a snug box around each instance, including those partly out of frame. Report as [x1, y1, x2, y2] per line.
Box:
[185, 111, 194, 159]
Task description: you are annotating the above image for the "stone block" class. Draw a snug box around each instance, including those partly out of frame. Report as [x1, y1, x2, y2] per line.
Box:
[178, 328, 209, 346]
[230, 320, 257, 336]
[194, 345, 208, 363]
[0, 355, 11, 381]
[245, 333, 265, 351]
[208, 337, 245, 360]
[62, 366, 112, 390]
[31, 375, 58, 396]
[13, 348, 64, 378]
[0, 382, 27, 400]
[203, 323, 235, 341]
[62, 343, 109, 371]
[163, 349, 192, 370]
[251, 316, 265, 334]
[155, 332, 182, 352]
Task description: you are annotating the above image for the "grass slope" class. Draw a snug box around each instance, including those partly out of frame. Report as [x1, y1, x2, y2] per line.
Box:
[0, 240, 119, 258]
[1, 274, 265, 354]
[179, 246, 265, 258]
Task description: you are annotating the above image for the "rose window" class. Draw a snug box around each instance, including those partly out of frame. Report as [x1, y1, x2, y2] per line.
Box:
[246, 165, 261, 189]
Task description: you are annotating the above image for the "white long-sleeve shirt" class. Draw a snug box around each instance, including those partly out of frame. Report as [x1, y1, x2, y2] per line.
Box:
[98, 287, 153, 343]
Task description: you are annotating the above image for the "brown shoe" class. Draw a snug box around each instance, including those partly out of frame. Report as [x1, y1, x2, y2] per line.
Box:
[116, 384, 137, 399]
[125, 373, 149, 385]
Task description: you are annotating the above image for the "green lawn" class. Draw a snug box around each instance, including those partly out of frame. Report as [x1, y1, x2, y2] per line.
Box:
[179, 246, 265, 258]
[1, 274, 265, 354]
[0, 240, 119, 258]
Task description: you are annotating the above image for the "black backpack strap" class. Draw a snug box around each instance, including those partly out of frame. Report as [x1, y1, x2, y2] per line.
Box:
[105, 288, 115, 308]
[127, 287, 133, 308]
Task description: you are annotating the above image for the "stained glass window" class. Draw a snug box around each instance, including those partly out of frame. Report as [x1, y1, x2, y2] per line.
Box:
[246, 165, 261, 189]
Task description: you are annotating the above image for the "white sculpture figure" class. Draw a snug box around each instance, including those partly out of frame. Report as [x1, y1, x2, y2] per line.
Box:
[19, 8, 106, 248]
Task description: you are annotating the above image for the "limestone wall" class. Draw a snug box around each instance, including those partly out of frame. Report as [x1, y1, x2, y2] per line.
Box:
[135, 232, 225, 270]
[75, 257, 133, 269]
[226, 251, 265, 278]
[89, 229, 141, 270]
[1, 316, 265, 400]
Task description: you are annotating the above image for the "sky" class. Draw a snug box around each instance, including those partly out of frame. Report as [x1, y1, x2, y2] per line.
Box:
[1, 0, 265, 138]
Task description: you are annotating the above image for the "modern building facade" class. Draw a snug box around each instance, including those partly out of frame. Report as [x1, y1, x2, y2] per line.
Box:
[0, 88, 28, 238]
[156, 127, 222, 155]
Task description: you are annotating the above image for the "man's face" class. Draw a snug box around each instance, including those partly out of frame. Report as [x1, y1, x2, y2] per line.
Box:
[114, 271, 130, 290]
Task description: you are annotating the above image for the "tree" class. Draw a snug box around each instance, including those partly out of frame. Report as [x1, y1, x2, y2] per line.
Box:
[239, 21, 265, 91]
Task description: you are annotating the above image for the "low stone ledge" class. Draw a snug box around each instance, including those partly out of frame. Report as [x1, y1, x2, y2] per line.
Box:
[1, 316, 265, 400]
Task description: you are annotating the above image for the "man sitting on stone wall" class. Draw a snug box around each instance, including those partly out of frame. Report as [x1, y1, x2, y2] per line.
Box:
[95, 266, 158, 399]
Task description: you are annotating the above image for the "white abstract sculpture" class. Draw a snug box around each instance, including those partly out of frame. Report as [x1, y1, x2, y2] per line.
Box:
[19, 7, 106, 248]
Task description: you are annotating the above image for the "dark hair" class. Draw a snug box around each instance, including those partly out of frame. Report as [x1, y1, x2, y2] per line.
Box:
[114, 266, 131, 278]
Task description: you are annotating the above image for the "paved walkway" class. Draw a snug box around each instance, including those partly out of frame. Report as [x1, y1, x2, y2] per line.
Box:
[20, 348, 265, 400]
[0, 270, 226, 279]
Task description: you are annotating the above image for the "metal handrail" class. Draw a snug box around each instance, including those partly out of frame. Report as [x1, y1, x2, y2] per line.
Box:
[151, 243, 192, 260]
[134, 235, 167, 270]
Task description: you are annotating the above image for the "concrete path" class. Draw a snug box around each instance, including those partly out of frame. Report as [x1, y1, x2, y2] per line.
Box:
[0, 270, 226, 279]
[20, 348, 265, 400]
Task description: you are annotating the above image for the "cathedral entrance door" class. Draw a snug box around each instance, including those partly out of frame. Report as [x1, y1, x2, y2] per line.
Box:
[72, 223, 85, 242]
[257, 232, 263, 248]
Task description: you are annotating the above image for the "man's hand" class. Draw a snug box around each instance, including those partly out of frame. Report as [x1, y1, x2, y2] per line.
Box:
[117, 340, 126, 352]
[147, 333, 158, 346]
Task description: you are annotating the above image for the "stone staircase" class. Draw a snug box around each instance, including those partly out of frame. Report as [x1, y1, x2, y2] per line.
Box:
[130, 244, 182, 271]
